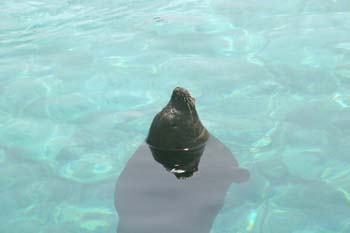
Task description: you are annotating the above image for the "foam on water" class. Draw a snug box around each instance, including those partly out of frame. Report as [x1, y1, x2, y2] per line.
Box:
[1, 0, 350, 232]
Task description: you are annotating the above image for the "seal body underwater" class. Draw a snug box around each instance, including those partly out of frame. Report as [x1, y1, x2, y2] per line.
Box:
[115, 87, 249, 233]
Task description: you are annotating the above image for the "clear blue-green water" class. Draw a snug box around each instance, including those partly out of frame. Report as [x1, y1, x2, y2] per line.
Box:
[1, 0, 350, 232]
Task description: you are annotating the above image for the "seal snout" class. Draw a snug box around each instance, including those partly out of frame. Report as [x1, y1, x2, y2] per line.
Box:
[172, 87, 191, 98]
[171, 87, 194, 104]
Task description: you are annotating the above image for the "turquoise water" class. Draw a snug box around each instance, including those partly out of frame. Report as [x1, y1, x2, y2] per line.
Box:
[1, 0, 350, 232]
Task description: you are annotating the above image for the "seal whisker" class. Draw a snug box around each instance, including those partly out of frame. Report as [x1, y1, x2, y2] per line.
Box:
[184, 96, 194, 121]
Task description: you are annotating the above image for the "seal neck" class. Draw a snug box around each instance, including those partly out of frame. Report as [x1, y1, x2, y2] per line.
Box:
[147, 141, 206, 152]
[148, 142, 206, 179]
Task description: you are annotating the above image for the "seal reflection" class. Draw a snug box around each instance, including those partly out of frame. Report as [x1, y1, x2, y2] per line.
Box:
[149, 143, 206, 179]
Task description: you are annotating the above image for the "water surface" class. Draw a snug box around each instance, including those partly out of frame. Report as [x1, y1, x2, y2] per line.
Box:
[1, 0, 350, 232]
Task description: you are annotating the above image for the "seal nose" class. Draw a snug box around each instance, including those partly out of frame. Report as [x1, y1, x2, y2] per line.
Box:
[173, 87, 189, 96]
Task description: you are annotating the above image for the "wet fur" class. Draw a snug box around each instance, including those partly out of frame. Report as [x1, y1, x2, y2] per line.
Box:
[146, 87, 209, 150]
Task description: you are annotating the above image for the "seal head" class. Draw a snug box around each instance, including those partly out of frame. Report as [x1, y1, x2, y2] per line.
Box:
[146, 87, 209, 150]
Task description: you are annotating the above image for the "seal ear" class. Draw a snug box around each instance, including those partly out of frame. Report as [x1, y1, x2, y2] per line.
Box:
[231, 167, 250, 183]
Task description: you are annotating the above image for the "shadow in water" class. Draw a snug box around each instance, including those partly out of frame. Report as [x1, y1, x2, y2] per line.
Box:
[115, 135, 250, 233]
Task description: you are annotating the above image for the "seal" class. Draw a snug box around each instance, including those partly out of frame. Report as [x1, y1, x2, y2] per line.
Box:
[115, 87, 250, 233]
[146, 87, 209, 150]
